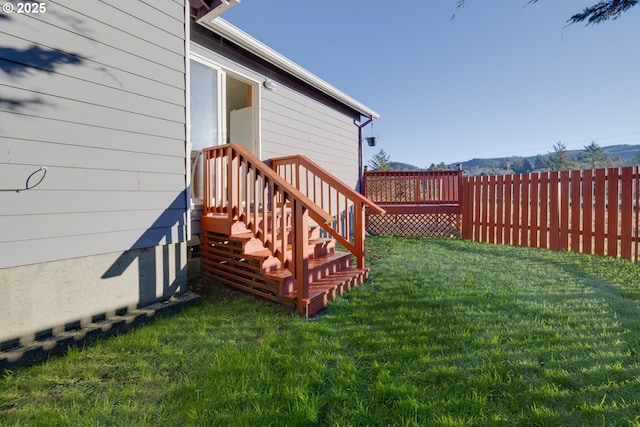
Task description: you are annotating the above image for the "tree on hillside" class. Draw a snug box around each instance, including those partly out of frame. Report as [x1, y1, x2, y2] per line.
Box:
[428, 162, 453, 171]
[456, 0, 638, 24]
[547, 142, 578, 171]
[578, 141, 614, 169]
[368, 149, 391, 171]
[510, 158, 533, 174]
[534, 154, 547, 171]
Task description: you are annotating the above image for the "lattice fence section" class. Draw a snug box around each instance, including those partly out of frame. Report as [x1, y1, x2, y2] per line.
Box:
[366, 206, 462, 238]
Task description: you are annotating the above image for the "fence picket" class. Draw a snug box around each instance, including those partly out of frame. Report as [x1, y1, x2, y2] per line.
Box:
[474, 177, 481, 242]
[512, 174, 521, 246]
[489, 175, 496, 244]
[636, 166, 640, 262]
[530, 173, 539, 248]
[582, 170, 593, 255]
[559, 171, 570, 252]
[570, 170, 581, 253]
[540, 172, 549, 249]
[496, 175, 504, 245]
[481, 176, 489, 243]
[505, 174, 513, 245]
[608, 168, 620, 257]
[520, 173, 529, 247]
[549, 172, 559, 251]
[594, 169, 606, 256]
[621, 167, 633, 260]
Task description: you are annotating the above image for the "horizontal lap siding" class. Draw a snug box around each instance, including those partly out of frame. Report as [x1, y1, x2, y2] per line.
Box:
[261, 89, 359, 187]
[0, 0, 187, 268]
[190, 35, 360, 190]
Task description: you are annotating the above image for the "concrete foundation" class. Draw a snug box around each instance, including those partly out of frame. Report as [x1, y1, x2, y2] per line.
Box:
[0, 242, 187, 346]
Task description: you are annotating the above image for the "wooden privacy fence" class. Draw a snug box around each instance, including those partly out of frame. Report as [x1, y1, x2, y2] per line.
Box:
[363, 170, 463, 237]
[462, 166, 640, 261]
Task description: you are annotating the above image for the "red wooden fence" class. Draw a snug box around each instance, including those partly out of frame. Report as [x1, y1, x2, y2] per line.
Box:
[462, 166, 640, 261]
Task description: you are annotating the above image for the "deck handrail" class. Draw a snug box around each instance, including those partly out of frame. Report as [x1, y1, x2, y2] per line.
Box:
[202, 144, 333, 315]
[269, 154, 385, 269]
[363, 169, 463, 205]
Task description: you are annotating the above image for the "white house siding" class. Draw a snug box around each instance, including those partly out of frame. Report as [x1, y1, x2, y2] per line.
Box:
[261, 87, 360, 187]
[191, 27, 360, 189]
[0, 0, 187, 344]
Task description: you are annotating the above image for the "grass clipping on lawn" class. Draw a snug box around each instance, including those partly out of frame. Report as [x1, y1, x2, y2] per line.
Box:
[3, 237, 640, 426]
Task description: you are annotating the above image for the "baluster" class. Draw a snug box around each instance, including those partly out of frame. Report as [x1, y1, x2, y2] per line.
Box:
[344, 194, 350, 239]
[262, 176, 268, 248]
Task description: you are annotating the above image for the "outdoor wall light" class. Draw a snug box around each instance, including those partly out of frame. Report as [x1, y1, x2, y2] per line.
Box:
[263, 79, 276, 91]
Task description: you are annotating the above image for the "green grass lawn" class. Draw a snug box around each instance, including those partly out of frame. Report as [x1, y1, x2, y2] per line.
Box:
[3, 236, 640, 426]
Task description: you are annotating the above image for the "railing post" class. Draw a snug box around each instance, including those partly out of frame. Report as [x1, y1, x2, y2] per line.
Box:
[292, 199, 309, 316]
[354, 201, 365, 269]
[227, 147, 239, 220]
[203, 150, 210, 214]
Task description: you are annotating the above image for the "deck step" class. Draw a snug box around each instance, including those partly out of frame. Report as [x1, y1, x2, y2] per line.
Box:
[263, 251, 352, 294]
[200, 212, 368, 317]
[228, 232, 266, 253]
[283, 267, 369, 317]
[241, 239, 338, 274]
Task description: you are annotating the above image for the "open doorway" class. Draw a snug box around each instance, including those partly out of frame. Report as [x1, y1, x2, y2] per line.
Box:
[225, 74, 257, 156]
[189, 58, 259, 204]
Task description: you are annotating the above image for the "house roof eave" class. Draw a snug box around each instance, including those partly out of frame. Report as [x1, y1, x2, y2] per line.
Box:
[196, 18, 380, 120]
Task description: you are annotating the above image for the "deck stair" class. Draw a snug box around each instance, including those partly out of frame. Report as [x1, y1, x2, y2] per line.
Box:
[199, 144, 385, 317]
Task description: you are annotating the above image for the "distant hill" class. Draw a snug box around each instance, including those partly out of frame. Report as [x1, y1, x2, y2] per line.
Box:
[389, 161, 422, 171]
[458, 144, 640, 175]
[382, 144, 640, 175]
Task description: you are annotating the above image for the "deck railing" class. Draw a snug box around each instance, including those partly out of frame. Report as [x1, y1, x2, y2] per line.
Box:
[202, 144, 333, 314]
[270, 155, 385, 269]
[363, 170, 463, 205]
[362, 170, 463, 237]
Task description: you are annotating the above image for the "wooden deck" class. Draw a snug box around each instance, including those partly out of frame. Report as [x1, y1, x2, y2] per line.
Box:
[363, 170, 463, 237]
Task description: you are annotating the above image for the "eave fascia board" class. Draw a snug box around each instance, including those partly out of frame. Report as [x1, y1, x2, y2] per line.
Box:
[194, 0, 240, 23]
[197, 18, 380, 120]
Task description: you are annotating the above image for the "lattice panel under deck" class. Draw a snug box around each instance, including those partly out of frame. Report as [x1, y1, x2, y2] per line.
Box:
[366, 212, 461, 238]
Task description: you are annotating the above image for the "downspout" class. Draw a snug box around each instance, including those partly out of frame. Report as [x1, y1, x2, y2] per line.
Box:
[356, 116, 374, 195]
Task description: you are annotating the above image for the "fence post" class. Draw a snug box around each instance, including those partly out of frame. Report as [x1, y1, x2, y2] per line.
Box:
[461, 176, 469, 239]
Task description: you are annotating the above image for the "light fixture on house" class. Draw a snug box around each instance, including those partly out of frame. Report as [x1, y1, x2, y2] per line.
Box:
[365, 121, 378, 146]
[263, 79, 276, 91]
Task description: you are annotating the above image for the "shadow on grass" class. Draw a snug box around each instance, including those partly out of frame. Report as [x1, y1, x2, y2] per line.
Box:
[318, 236, 640, 425]
[3, 237, 640, 425]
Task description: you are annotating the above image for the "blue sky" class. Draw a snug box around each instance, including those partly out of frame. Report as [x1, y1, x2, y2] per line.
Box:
[223, 1, 640, 167]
